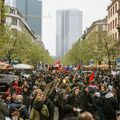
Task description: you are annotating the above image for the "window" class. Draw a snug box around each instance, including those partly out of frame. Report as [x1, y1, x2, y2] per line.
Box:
[113, 6, 114, 15]
[108, 11, 110, 18]
[113, 34, 114, 40]
[111, 22, 112, 30]
[108, 24, 109, 31]
[11, 28, 17, 32]
[10, 9, 15, 14]
[115, 32, 117, 39]
[109, 23, 110, 30]
[115, 18, 117, 27]
[12, 18, 17, 25]
[113, 20, 114, 29]
[115, 3, 117, 12]
[111, 8, 112, 17]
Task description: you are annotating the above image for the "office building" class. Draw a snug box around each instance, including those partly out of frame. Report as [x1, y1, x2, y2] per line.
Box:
[56, 9, 82, 58]
[6, 0, 42, 38]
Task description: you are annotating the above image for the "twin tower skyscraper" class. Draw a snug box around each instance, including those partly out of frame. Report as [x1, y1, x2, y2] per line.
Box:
[6, 0, 82, 57]
[56, 10, 82, 58]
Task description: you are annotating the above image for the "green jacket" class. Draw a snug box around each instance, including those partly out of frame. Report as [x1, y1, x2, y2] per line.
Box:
[30, 104, 49, 120]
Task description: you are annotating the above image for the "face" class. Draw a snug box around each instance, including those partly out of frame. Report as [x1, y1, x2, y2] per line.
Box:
[36, 93, 43, 101]
[23, 87, 28, 92]
[41, 93, 46, 101]
[6, 94, 11, 101]
[12, 93, 17, 100]
[24, 81, 27, 85]
[101, 86, 105, 92]
[75, 88, 79, 95]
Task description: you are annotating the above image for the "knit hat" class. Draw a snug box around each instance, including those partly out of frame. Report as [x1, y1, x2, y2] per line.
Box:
[63, 104, 73, 114]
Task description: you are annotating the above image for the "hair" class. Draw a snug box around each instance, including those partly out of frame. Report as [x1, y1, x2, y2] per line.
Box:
[99, 84, 107, 91]
[112, 86, 116, 96]
[2, 92, 10, 101]
[16, 95, 23, 103]
[79, 112, 94, 120]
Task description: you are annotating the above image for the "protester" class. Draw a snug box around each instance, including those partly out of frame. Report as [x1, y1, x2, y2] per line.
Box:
[30, 89, 49, 120]
[62, 104, 79, 120]
[79, 112, 94, 120]
[0, 64, 120, 120]
[0, 95, 10, 120]
[102, 87, 118, 120]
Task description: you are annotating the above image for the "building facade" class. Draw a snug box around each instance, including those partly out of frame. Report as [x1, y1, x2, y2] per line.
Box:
[107, 0, 119, 41]
[84, 18, 107, 40]
[81, 18, 107, 64]
[56, 9, 82, 58]
[6, 0, 42, 39]
[6, 7, 37, 42]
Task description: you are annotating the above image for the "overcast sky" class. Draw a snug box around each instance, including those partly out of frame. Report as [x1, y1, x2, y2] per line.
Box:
[42, 0, 111, 56]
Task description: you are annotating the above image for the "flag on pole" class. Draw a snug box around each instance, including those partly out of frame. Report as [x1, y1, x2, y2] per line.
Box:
[89, 71, 94, 83]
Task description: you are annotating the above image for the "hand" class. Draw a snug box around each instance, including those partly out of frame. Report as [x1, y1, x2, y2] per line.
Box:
[73, 107, 81, 112]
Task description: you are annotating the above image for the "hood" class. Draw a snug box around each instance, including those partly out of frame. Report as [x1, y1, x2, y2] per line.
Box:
[105, 92, 114, 98]
[13, 80, 19, 86]
[10, 101, 21, 110]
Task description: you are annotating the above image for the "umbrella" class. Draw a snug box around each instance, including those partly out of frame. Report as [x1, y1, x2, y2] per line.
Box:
[13, 64, 34, 70]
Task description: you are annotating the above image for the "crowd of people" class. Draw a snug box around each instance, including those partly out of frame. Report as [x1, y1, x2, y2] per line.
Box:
[0, 65, 120, 120]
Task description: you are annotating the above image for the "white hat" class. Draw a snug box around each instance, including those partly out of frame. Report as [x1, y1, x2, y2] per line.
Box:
[94, 92, 100, 97]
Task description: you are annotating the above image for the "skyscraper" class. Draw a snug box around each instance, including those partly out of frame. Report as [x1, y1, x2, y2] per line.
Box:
[6, 0, 42, 38]
[56, 9, 82, 58]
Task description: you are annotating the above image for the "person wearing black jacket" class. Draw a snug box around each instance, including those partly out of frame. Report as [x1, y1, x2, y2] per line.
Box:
[62, 104, 78, 120]
[65, 87, 80, 117]
[102, 87, 118, 120]
[0, 99, 9, 120]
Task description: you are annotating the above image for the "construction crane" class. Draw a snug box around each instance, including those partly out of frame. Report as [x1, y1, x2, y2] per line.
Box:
[23, 15, 53, 19]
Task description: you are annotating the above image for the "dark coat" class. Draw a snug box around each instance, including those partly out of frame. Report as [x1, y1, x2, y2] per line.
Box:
[86, 94, 97, 113]
[10, 101, 29, 119]
[62, 114, 79, 120]
[79, 92, 88, 112]
[0, 101, 9, 120]
[102, 92, 118, 120]
[22, 91, 31, 108]
[66, 94, 80, 108]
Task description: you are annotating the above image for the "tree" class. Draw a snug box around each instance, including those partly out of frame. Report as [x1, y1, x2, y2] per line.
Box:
[0, 28, 33, 63]
[0, 4, 53, 65]
[0, 0, 8, 34]
[62, 28, 119, 71]
[62, 39, 81, 65]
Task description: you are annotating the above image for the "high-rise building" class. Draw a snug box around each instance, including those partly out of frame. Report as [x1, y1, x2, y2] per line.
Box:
[6, 0, 42, 38]
[56, 9, 82, 58]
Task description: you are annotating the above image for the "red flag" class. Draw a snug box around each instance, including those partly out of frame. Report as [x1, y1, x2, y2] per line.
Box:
[89, 71, 94, 83]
